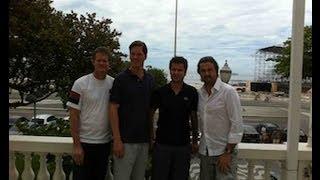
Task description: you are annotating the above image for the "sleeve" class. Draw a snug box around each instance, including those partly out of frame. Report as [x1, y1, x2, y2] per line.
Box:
[226, 88, 244, 144]
[109, 77, 121, 104]
[66, 80, 82, 110]
[191, 87, 199, 111]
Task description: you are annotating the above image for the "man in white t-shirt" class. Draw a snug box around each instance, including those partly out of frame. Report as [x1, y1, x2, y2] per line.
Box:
[67, 46, 114, 180]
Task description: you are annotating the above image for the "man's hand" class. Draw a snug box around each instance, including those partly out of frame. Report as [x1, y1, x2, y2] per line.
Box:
[217, 153, 232, 174]
[191, 142, 199, 154]
[73, 144, 84, 165]
[113, 139, 125, 158]
[149, 138, 155, 152]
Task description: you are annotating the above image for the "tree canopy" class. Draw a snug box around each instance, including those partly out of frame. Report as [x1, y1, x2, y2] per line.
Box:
[269, 25, 312, 78]
[9, 0, 126, 108]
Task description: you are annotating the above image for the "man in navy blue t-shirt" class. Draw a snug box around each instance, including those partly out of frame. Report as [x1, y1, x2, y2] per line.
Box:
[150, 56, 199, 180]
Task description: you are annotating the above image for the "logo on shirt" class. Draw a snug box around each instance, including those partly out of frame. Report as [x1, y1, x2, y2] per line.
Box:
[183, 97, 189, 101]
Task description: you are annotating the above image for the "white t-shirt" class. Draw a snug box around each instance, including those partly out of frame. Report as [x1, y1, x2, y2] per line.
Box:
[67, 73, 114, 143]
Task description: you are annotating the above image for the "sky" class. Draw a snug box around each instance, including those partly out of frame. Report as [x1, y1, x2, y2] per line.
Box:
[51, 0, 312, 81]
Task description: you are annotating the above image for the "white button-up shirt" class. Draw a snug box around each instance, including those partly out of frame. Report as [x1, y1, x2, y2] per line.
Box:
[198, 78, 243, 156]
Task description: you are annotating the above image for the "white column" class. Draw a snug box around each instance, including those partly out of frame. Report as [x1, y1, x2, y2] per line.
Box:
[247, 160, 254, 180]
[286, 0, 305, 179]
[106, 159, 113, 180]
[21, 152, 35, 180]
[307, 92, 312, 147]
[37, 153, 50, 180]
[264, 160, 271, 180]
[69, 171, 73, 180]
[9, 152, 19, 180]
[52, 154, 66, 180]
[280, 160, 287, 180]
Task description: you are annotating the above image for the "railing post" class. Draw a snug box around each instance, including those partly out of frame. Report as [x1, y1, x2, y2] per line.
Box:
[21, 152, 35, 180]
[298, 160, 311, 180]
[37, 153, 50, 180]
[307, 92, 312, 147]
[264, 160, 271, 180]
[69, 171, 73, 180]
[280, 160, 287, 180]
[9, 152, 19, 180]
[106, 159, 113, 180]
[52, 154, 66, 180]
[247, 160, 254, 180]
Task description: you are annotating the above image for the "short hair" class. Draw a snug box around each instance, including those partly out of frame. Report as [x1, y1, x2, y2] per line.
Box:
[197, 56, 219, 76]
[129, 40, 148, 55]
[169, 56, 188, 72]
[92, 46, 111, 60]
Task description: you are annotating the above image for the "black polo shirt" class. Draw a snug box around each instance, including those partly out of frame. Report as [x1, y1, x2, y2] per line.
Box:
[109, 68, 155, 143]
[151, 83, 198, 146]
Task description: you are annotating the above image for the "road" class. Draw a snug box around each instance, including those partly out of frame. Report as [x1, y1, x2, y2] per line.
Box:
[9, 92, 311, 134]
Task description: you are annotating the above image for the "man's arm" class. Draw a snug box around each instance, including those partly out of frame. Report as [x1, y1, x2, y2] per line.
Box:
[108, 102, 124, 158]
[225, 89, 243, 145]
[217, 88, 243, 173]
[149, 108, 157, 141]
[190, 111, 199, 143]
[70, 107, 81, 146]
[149, 88, 160, 147]
[69, 107, 84, 165]
[190, 111, 199, 154]
[149, 108, 157, 151]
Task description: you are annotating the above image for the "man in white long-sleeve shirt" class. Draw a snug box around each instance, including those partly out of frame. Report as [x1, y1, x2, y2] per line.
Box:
[197, 56, 243, 180]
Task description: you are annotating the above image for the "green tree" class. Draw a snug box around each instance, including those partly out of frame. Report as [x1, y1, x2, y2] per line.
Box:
[270, 25, 312, 78]
[146, 65, 168, 89]
[119, 62, 168, 89]
[9, 0, 125, 108]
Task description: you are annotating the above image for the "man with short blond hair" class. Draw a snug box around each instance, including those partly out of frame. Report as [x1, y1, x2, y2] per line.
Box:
[67, 46, 113, 180]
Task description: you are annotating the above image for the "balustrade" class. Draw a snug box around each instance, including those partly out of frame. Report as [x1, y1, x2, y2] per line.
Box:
[9, 135, 311, 180]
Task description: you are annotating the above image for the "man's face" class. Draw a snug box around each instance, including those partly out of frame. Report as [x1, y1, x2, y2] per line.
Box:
[199, 62, 217, 85]
[92, 52, 109, 74]
[170, 63, 186, 83]
[130, 46, 146, 67]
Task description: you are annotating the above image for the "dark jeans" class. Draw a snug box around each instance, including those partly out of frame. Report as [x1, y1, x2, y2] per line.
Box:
[73, 142, 111, 180]
[151, 143, 191, 180]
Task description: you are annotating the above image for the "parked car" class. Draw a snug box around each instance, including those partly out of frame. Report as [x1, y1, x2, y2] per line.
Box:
[9, 116, 28, 128]
[31, 114, 57, 125]
[255, 122, 280, 135]
[241, 124, 261, 143]
[281, 128, 308, 142]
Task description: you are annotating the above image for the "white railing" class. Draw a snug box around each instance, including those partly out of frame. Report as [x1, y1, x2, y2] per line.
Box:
[9, 135, 312, 180]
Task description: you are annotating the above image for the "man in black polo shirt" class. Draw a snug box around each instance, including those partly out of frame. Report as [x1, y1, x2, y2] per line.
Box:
[109, 40, 155, 180]
[150, 56, 199, 180]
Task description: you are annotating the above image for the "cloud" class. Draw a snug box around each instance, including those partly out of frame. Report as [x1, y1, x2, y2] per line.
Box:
[51, 0, 312, 81]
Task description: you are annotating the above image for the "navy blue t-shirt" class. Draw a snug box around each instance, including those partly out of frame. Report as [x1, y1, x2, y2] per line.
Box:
[109, 68, 155, 143]
[151, 83, 198, 146]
